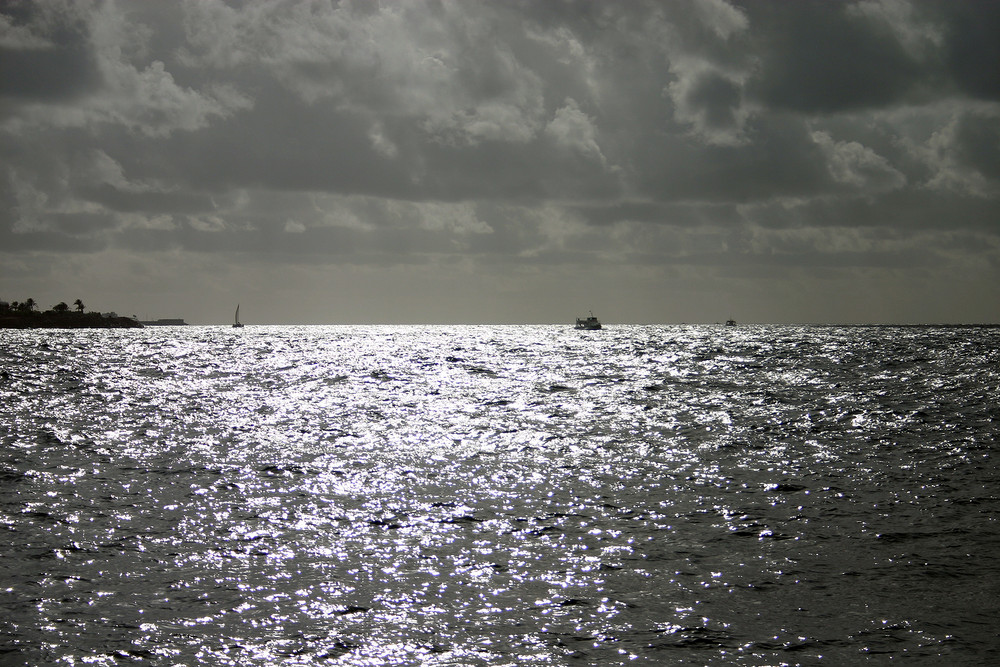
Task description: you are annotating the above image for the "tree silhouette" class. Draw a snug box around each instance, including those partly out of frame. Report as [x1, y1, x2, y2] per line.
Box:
[53, 302, 70, 313]
[74, 299, 85, 313]
[22, 298, 35, 313]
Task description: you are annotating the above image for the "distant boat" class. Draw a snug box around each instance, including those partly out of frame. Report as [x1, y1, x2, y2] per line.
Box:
[726, 318, 737, 326]
[575, 312, 602, 330]
[232, 304, 244, 328]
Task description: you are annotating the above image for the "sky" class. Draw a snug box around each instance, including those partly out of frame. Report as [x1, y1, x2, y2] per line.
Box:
[2, 0, 999, 325]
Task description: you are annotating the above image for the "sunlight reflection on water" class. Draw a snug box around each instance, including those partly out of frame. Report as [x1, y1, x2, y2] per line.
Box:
[0, 325, 998, 664]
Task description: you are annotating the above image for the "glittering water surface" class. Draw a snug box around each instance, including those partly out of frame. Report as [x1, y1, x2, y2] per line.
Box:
[1, 325, 998, 665]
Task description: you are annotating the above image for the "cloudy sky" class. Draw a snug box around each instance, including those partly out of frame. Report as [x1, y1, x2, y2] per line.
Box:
[2, 0, 998, 324]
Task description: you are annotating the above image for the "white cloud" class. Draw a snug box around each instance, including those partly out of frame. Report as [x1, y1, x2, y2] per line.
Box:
[409, 201, 492, 235]
[368, 123, 399, 159]
[425, 99, 542, 146]
[186, 215, 227, 232]
[2, 1, 252, 137]
[545, 98, 609, 167]
[85, 150, 158, 193]
[921, 109, 1000, 197]
[119, 212, 176, 231]
[849, 0, 943, 58]
[811, 131, 907, 191]
[692, 0, 750, 41]
[91, 58, 252, 137]
[9, 171, 51, 233]
[180, 0, 545, 146]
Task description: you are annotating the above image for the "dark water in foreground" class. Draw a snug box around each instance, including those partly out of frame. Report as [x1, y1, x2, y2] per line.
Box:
[1, 325, 997, 665]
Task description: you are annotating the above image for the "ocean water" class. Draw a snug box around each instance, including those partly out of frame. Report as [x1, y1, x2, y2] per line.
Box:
[0, 324, 997, 666]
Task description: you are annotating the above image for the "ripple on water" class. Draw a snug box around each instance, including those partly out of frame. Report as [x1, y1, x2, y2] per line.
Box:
[0, 325, 998, 664]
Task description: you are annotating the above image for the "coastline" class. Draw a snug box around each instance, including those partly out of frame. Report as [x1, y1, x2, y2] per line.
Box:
[0, 313, 143, 329]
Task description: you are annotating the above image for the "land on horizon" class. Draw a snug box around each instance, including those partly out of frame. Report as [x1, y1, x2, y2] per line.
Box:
[0, 312, 143, 329]
[0, 299, 141, 329]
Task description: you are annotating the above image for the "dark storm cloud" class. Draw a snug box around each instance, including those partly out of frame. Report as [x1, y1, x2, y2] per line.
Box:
[1, 0, 998, 323]
[0, 1, 101, 104]
[78, 184, 214, 215]
[938, 2, 1000, 101]
[629, 115, 836, 203]
[5, 1, 996, 216]
[951, 112, 1000, 179]
[569, 201, 745, 229]
[742, 1, 1000, 111]
[745, 1, 928, 113]
[167, 96, 409, 196]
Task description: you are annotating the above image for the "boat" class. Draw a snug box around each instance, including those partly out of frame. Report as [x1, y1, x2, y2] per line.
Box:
[726, 318, 737, 326]
[232, 304, 244, 328]
[575, 312, 602, 330]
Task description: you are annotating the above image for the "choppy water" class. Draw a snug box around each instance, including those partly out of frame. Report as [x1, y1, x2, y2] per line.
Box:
[1, 324, 998, 665]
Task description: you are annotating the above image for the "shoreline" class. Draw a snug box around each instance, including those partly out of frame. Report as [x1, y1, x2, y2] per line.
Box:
[0, 313, 143, 329]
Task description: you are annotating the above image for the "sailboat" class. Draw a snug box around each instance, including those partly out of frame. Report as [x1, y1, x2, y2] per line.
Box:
[232, 304, 244, 328]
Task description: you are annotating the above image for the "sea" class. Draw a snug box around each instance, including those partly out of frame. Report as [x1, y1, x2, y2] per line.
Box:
[1, 324, 997, 666]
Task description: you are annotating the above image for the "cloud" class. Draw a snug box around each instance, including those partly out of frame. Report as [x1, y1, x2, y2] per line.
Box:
[667, 64, 751, 146]
[545, 98, 610, 166]
[284, 219, 306, 234]
[1, 1, 251, 137]
[849, 0, 943, 57]
[1, 0, 998, 324]
[179, 0, 546, 146]
[0, 2, 101, 105]
[0, 9, 54, 50]
[921, 108, 1000, 197]
[811, 131, 907, 191]
[693, 0, 750, 40]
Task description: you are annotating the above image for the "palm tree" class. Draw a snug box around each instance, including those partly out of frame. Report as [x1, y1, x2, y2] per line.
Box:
[74, 299, 85, 313]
